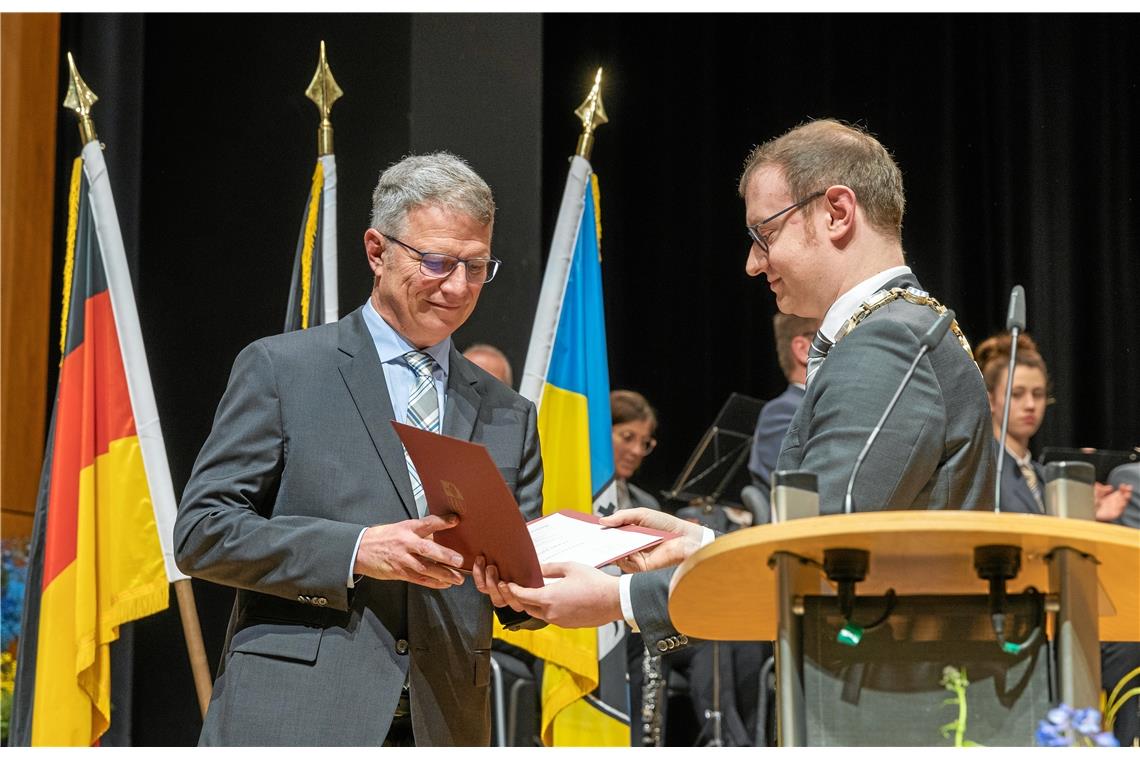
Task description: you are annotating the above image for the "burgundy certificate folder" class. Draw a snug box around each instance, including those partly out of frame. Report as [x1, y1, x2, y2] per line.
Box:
[394, 422, 679, 588]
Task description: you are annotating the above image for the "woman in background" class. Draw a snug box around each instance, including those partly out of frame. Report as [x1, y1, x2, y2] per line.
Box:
[976, 332, 1137, 744]
[611, 389, 661, 512]
[974, 332, 1132, 519]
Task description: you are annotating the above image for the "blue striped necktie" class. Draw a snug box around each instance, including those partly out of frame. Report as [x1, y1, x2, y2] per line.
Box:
[805, 330, 833, 389]
[403, 350, 440, 517]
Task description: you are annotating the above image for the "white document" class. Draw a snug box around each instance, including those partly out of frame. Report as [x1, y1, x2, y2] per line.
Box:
[527, 511, 668, 569]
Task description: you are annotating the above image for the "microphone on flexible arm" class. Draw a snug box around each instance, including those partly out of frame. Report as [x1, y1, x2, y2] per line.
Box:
[994, 285, 1026, 513]
[843, 310, 956, 515]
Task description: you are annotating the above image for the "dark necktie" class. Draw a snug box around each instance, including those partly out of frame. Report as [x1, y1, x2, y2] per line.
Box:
[805, 330, 833, 389]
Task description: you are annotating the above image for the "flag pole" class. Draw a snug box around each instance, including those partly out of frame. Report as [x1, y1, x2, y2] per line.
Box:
[306, 39, 342, 158]
[518, 68, 607, 404]
[64, 53, 212, 720]
[307, 40, 342, 326]
[573, 67, 608, 161]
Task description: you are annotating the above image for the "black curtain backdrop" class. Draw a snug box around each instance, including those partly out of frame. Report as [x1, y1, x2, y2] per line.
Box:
[39, 12, 1138, 745]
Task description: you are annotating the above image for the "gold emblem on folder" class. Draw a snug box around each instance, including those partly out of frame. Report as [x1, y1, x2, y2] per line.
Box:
[441, 480, 466, 514]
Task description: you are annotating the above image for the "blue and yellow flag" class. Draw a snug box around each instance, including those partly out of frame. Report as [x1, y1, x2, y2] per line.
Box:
[502, 155, 627, 746]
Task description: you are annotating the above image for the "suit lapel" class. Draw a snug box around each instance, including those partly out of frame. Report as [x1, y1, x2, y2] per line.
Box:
[338, 308, 417, 519]
[443, 348, 482, 442]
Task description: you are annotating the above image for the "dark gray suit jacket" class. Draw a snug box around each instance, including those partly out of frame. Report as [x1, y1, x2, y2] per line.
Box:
[630, 273, 996, 650]
[996, 442, 1046, 515]
[747, 383, 805, 489]
[174, 307, 543, 746]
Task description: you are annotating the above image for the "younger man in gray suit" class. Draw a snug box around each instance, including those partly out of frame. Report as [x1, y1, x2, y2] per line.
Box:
[175, 153, 542, 746]
[475, 119, 996, 654]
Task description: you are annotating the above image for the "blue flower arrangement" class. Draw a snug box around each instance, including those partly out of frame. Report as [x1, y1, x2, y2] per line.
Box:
[1035, 704, 1119, 747]
[1, 539, 28, 651]
[2, 538, 30, 745]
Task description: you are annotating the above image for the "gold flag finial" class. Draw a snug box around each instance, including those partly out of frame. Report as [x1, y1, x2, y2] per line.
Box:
[63, 52, 99, 145]
[573, 67, 608, 160]
[305, 40, 344, 156]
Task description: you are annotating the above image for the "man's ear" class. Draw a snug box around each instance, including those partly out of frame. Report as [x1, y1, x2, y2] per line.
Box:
[364, 229, 385, 276]
[791, 334, 812, 367]
[823, 185, 857, 244]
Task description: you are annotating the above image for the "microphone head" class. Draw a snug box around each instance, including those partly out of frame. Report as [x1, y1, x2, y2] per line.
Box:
[920, 309, 955, 351]
[1006, 285, 1026, 331]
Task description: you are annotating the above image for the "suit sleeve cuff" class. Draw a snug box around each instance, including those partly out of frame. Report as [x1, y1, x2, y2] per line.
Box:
[347, 527, 367, 588]
[619, 573, 639, 632]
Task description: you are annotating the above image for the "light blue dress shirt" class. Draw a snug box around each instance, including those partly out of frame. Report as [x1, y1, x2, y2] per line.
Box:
[361, 298, 451, 427]
[348, 300, 453, 585]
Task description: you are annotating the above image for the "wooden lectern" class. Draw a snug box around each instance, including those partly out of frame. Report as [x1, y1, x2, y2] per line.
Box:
[668, 512, 1140, 745]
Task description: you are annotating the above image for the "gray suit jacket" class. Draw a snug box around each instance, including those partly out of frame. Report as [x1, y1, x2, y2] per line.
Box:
[630, 273, 996, 650]
[174, 307, 543, 746]
[778, 274, 996, 514]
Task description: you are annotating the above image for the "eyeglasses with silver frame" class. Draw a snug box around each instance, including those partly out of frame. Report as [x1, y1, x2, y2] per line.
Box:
[381, 233, 502, 284]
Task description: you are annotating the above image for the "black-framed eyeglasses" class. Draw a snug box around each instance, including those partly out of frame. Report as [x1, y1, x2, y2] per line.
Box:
[745, 190, 826, 254]
[381, 233, 502, 284]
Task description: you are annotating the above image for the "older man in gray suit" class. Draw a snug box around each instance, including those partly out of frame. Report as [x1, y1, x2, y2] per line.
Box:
[476, 120, 996, 654]
[175, 153, 542, 746]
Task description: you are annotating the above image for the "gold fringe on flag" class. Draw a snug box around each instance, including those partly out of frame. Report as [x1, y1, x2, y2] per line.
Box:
[590, 174, 602, 261]
[59, 157, 83, 359]
[300, 160, 324, 329]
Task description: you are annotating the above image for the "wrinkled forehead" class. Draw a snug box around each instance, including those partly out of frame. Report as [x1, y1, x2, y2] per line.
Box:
[401, 204, 493, 252]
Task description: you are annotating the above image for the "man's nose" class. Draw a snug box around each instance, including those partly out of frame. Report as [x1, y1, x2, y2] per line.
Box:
[438, 264, 469, 292]
[745, 245, 766, 277]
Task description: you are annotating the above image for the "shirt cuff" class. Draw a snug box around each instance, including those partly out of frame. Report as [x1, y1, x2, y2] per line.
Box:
[700, 526, 715, 547]
[619, 573, 639, 632]
[347, 527, 367, 588]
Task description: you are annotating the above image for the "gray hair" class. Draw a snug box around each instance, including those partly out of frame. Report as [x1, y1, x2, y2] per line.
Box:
[369, 152, 495, 237]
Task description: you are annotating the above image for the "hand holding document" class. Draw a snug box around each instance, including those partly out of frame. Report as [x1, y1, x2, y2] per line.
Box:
[394, 422, 678, 587]
[528, 510, 678, 584]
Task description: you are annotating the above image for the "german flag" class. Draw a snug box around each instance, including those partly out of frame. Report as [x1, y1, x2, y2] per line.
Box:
[10, 138, 184, 746]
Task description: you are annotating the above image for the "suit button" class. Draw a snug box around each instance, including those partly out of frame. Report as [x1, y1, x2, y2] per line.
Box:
[316, 597, 327, 606]
[678, 635, 689, 645]
[395, 639, 409, 655]
[656, 640, 668, 653]
[297, 595, 305, 602]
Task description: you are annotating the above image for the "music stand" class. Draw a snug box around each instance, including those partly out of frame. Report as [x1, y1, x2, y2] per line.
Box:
[663, 392, 764, 746]
[664, 392, 765, 510]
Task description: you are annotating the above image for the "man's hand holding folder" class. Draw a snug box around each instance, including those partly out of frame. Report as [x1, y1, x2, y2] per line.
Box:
[472, 508, 706, 628]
